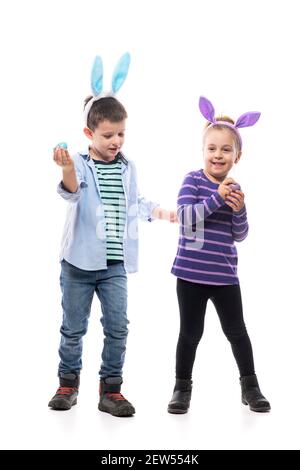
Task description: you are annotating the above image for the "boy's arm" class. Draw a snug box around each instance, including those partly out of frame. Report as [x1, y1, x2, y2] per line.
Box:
[54, 148, 87, 203]
[151, 206, 178, 223]
[61, 167, 78, 193]
[137, 197, 177, 223]
[137, 195, 159, 222]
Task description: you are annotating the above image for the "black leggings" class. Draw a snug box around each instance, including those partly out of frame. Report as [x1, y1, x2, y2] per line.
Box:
[175, 278, 255, 379]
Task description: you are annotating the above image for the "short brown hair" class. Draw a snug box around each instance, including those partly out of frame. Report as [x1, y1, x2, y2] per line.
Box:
[84, 96, 128, 131]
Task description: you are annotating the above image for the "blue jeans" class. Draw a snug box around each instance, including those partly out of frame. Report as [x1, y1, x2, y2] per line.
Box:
[58, 259, 128, 378]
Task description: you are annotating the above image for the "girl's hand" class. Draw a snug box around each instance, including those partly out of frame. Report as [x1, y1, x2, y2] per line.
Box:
[217, 178, 236, 199]
[225, 190, 245, 212]
[53, 147, 74, 172]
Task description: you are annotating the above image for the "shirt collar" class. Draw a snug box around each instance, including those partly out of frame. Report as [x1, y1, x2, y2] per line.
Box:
[79, 148, 128, 166]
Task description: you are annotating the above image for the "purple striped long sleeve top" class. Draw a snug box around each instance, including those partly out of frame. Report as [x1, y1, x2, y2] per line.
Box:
[171, 169, 249, 285]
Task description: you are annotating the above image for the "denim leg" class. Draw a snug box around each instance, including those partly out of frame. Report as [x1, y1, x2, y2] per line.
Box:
[58, 260, 96, 375]
[95, 263, 128, 378]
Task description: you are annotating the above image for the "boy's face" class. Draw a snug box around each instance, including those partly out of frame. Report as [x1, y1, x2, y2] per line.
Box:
[203, 128, 241, 182]
[84, 119, 126, 161]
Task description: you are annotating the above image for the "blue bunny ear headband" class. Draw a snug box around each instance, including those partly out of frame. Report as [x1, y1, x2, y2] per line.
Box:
[83, 52, 131, 127]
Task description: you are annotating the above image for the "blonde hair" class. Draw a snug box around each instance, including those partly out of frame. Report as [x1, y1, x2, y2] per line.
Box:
[203, 115, 241, 153]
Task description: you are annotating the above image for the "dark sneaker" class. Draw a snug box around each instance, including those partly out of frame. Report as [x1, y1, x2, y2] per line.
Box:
[48, 372, 79, 410]
[98, 377, 135, 417]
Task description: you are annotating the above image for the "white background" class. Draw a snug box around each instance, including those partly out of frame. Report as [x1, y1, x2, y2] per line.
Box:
[0, 0, 299, 450]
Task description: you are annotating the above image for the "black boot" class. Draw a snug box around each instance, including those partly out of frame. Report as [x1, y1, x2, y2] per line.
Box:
[98, 377, 135, 417]
[168, 378, 192, 414]
[48, 372, 79, 410]
[240, 374, 271, 412]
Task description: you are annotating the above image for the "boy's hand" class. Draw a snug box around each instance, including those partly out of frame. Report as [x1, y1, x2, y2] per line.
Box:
[152, 207, 178, 223]
[217, 177, 236, 199]
[225, 190, 245, 212]
[53, 147, 74, 172]
[168, 210, 178, 223]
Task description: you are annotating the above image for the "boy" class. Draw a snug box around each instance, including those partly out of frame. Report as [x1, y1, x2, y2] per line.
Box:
[49, 94, 176, 417]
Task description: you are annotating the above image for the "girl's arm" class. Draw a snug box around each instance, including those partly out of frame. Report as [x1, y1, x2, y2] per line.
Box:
[225, 189, 249, 242]
[177, 173, 226, 226]
[232, 207, 249, 241]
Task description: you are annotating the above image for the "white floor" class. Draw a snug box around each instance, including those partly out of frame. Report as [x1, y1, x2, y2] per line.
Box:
[1, 370, 297, 450]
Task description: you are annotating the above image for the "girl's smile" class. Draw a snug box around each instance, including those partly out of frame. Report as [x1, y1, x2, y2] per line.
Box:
[203, 127, 241, 183]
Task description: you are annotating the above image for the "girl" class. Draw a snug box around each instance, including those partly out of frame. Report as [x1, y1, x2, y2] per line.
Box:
[168, 96, 270, 414]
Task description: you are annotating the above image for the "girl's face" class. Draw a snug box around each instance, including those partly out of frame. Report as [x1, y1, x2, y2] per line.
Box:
[84, 119, 126, 161]
[203, 128, 241, 183]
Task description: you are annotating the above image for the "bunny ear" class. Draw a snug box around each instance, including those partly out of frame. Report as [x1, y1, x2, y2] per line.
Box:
[235, 112, 261, 128]
[199, 96, 215, 122]
[91, 56, 103, 96]
[111, 52, 131, 93]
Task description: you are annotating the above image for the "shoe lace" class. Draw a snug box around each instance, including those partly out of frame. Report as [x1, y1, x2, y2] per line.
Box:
[56, 386, 77, 396]
[106, 392, 125, 401]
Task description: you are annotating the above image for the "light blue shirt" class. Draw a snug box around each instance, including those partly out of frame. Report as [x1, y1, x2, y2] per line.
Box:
[57, 150, 158, 273]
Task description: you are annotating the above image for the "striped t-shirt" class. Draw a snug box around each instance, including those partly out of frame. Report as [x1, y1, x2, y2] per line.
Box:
[93, 155, 126, 261]
[171, 169, 249, 285]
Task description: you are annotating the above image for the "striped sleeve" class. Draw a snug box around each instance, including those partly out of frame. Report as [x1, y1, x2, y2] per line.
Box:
[177, 173, 225, 226]
[232, 206, 249, 242]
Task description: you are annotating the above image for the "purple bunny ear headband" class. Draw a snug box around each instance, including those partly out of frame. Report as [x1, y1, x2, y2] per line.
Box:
[199, 96, 261, 149]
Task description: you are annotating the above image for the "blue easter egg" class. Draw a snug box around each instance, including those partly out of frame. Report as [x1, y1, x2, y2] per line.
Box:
[57, 142, 68, 149]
